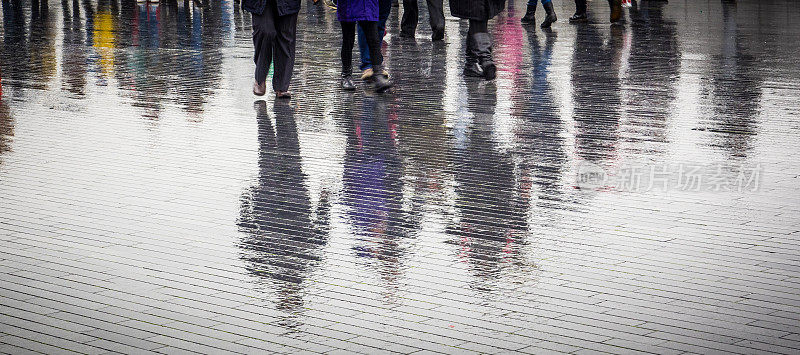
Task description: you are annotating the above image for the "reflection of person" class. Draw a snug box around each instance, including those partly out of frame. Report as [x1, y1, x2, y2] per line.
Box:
[61, 0, 88, 96]
[449, 81, 528, 293]
[520, 31, 567, 207]
[400, 0, 444, 41]
[625, 0, 680, 156]
[571, 24, 622, 165]
[338, 0, 393, 92]
[238, 100, 331, 327]
[705, 0, 762, 159]
[342, 96, 410, 301]
[0, 90, 11, 160]
[243, 0, 300, 98]
[450, 0, 505, 80]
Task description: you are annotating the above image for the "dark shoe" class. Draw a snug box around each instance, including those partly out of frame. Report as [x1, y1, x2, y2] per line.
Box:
[609, 0, 622, 23]
[463, 34, 481, 77]
[541, 1, 557, 28]
[521, 4, 536, 24]
[569, 12, 588, 23]
[253, 80, 266, 96]
[464, 61, 484, 77]
[341, 75, 356, 91]
[431, 29, 445, 41]
[371, 66, 393, 93]
[473, 33, 496, 80]
[275, 91, 292, 99]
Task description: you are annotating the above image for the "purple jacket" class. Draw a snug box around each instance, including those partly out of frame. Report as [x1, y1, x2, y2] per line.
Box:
[337, 0, 378, 22]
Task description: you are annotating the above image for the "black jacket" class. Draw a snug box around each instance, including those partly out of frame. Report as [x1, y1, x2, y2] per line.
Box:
[242, 0, 301, 16]
[449, 0, 506, 20]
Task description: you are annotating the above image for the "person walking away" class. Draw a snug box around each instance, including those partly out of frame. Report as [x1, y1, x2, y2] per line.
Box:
[570, 0, 622, 23]
[243, 0, 300, 98]
[338, 0, 393, 92]
[450, 0, 505, 80]
[521, 0, 557, 29]
[400, 0, 445, 40]
[357, 0, 392, 80]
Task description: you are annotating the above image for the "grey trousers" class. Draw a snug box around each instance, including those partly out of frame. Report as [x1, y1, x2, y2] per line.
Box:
[252, 3, 298, 92]
[401, 0, 445, 36]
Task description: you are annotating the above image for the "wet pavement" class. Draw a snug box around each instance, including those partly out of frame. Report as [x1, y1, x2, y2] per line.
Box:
[2, 0, 800, 353]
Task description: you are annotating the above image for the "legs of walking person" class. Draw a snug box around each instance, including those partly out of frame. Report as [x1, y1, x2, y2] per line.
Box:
[272, 11, 298, 95]
[464, 19, 495, 80]
[400, 0, 418, 37]
[570, 0, 588, 22]
[540, 0, 557, 28]
[340, 21, 357, 90]
[357, 0, 391, 73]
[427, 0, 445, 40]
[522, 0, 536, 23]
[251, 1, 296, 97]
[251, 7, 276, 95]
[358, 20, 393, 92]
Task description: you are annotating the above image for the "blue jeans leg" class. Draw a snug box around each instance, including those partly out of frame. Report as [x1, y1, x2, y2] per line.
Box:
[357, 0, 391, 71]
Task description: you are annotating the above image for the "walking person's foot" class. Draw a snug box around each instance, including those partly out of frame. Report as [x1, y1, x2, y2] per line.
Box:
[541, 1, 557, 28]
[371, 66, 393, 93]
[360, 68, 389, 81]
[569, 12, 588, 23]
[521, 5, 536, 24]
[341, 75, 357, 91]
[253, 80, 266, 96]
[275, 90, 292, 99]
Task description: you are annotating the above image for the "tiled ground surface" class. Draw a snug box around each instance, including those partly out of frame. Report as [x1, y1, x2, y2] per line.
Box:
[2, 0, 800, 353]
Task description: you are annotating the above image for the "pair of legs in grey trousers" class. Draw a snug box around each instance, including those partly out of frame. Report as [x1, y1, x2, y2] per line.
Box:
[252, 1, 297, 94]
[401, 0, 445, 40]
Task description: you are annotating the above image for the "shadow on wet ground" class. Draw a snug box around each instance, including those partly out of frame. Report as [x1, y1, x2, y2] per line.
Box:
[2, 0, 800, 353]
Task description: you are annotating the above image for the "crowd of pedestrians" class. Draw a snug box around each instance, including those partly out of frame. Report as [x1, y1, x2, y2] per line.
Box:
[242, 0, 657, 98]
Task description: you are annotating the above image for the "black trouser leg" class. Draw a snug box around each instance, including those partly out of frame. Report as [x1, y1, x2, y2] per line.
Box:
[252, 6, 277, 85]
[427, 0, 445, 33]
[468, 19, 488, 35]
[252, 1, 297, 91]
[575, 0, 587, 13]
[341, 21, 356, 76]
[359, 20, 383, 69]
[271, 11, 297, 92]
[400, 0, 418, 35]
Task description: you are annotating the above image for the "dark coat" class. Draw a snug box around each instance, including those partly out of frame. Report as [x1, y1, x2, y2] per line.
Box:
[337, 0, 379, 22]
[449, 0, 506, 20]
[242, 0, 300, 17]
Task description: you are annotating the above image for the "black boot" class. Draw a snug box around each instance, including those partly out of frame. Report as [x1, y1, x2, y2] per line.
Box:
[541, 1, 557, 28]
[569, 12, 588, 22]
[341, 61, 356, 90]
[463, 35, 483, 77]
[521, 4, 536, 24]
[371, 65, 393, 93]
[473, 32, 496, 80]
[341, 74, 356, 90]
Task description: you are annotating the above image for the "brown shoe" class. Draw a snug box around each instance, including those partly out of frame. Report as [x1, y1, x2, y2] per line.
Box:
[609, 0, 622, 23]
[253, 81, 266, 96]
[275, 90, 292, 99]
[360, 68, 390, 80]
